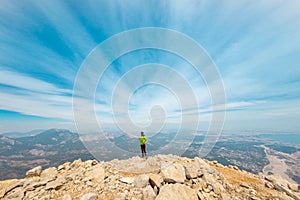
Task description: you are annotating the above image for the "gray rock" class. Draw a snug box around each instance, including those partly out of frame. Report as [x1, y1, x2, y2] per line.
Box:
[142, 185, 156, 200]
[201, 173, 225, 194]
[265, 175, 275, 183]
[44, 194, 51, 200]
[134, 174, 149, 188]
[161, 163, 186, 183]
[149, 173, 163, 188]
[185, 165, 198, 179]
[5, 187, 25, 199]
[24, 190, 39, 199]
[45, 177, 66, 190]
[153, 186, 158, 195]
[194, 157, 209, 168]
[249, 188, 257, 196]
[240, 182, 251, 189]
[62, 194, 72, 200]
[212, 181, 225, 194]
[40, 167, 58, 179]
[84, 160, 98, 167]
[197, 191, 205, 200]
[80, 193, 97, 200]
[274, 183, 300, 200]
[156, 183, 198, 200]
[220, 193, 231, 200]
[288, 182, 299, 192]
[266, 174, 290, 188]
[265, 181, 274, 189]
[26, 177, 54, 191]
[203, 185, 212, 193]
[58, 164, 65, 171]
[86, 181, 93, 187]
[71, 158, 82, 168]
[197, 168, 206, 177]
[114, 193, 126, 200]
[3, 155, 300, 200]
[119, 177, 135, 184]
[202, 173, 214, 185]
[0, 179, 25, 198]
[26, 166, 42, 177]
[206, 167, 216, 174]
[85, 164, 105, 183]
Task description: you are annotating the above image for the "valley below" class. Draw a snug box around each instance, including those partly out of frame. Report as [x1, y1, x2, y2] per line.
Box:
[0, 129, 299, 185]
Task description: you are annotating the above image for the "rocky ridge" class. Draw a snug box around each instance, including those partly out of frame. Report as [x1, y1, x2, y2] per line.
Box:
[0, 154, 299, 200]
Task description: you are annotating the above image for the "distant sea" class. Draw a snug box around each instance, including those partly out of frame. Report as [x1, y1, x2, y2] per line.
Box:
[258, 133, 300, 145]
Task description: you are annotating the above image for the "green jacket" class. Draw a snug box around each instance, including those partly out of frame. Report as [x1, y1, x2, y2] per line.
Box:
[140, 136, 147, 145]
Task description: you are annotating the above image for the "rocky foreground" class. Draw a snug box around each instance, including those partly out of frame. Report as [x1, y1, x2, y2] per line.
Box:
[0, 155, 299, 200]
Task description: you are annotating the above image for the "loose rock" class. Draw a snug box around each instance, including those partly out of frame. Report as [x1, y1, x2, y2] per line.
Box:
[80, 193, 97, 200]
[142, 185, 156, 200]
[134, 174, 149, 188]
[85, 164, 105, 183]
[26, 166, 42, 177]
[156, 183, 198, 200]
[0, 154, 299, 200]
[149, 173, 163, 188]
[161, 163, 186, 183]
[120, 177, 135, 184]
[62, 194, 72, 200]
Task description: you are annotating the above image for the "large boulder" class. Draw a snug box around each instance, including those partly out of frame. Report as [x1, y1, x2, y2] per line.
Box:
[161, 163, 186, 183]
[185, 165, 199, 179]
[142, 185, 156, 200]
[40, 167, 58, 179]
[62, 194, 72, 200]
[149, 173, 163, 188]
[26, 166, 42, 177]
[288, 182, 299, 192]
[202, 173, 225, 194]
[45, 177, 66, 190]
[273, 183, 300, 200]
[156, 183, 198, 200]
[85, 164, 105, 183]
[84, 160, 98, 167]
[134, 174, 149, 188]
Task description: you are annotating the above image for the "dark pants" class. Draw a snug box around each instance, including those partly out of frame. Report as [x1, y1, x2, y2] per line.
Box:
[141, 144, 146, 157]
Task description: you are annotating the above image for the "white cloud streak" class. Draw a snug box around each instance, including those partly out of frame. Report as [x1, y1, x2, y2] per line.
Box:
[0, 69, 70, 94]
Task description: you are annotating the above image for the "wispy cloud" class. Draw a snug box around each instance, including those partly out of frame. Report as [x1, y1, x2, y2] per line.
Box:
[0, 69, 70, 94]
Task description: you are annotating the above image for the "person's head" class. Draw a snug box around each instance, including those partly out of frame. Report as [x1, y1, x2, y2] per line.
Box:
[141, 131, 144, 136]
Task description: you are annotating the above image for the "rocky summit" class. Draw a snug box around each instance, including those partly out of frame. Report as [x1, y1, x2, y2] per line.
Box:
[0, 155, 299, 200]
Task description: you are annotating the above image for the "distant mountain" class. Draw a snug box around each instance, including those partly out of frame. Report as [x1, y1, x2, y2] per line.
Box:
[1, 129, 299, 185]
[1, 129, 45, 138]
[0, 129, 94, 180]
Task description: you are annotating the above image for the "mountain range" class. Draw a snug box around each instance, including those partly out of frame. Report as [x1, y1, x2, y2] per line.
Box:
[0, 129, 94, 180]
[0, 129, 299, 186]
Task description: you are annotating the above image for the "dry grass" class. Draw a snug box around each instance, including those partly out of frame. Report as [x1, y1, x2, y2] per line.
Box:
[210, 163, 292, 199]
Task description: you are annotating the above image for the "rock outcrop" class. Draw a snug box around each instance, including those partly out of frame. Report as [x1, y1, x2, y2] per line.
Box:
[0, 154, 299, 200]
[26, 166, 42, 178]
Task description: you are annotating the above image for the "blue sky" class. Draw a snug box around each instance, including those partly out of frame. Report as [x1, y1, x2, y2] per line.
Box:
[0, 0, 300, 134]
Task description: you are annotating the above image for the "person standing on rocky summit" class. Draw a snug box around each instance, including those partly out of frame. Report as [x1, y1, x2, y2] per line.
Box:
[139, 131, 147, 158]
